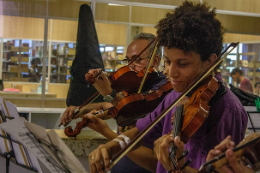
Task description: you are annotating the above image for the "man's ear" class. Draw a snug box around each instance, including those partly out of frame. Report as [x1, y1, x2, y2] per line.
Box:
[205, 54, 218, 68]
[152, 55, 160, 68]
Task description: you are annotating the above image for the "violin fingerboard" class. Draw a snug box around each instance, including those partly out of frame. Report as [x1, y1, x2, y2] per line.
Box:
[172, 104, 184, 138]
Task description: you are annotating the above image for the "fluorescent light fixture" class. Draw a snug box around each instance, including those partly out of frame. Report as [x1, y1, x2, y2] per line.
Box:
[117, 46, 124, 50]
[105, 47, 114, 52]
[100, 47, 105, 52]
[108, 3, 125, 6]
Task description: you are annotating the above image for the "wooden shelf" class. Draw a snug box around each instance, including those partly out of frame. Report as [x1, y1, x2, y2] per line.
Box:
[2, 71, 18, 73]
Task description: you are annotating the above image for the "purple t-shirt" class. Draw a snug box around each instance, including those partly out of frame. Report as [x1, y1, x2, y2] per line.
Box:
[136, 73, 248, 172]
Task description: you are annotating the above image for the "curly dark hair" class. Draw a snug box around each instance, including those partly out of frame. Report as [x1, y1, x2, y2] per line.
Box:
[156, 1, 225, 62]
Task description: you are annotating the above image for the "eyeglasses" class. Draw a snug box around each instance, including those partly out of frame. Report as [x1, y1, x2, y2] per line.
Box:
[122, 56, 149, 65]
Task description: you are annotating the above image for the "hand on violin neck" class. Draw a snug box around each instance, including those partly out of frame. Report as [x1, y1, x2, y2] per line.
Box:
[153, 135, 186, 172]
[206, 136, 235, 162]
[205, 136, 255, 173]
[83, 110, 110, 135]
[223, 149, 255, 173]
[91, 71, 112, 96]
[60, 106, 78, 125]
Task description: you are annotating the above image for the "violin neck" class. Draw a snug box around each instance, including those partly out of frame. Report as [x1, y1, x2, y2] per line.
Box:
[199, 135, 260, 173]
[169, 104, 184, 170]
[172, 104, 184, 137]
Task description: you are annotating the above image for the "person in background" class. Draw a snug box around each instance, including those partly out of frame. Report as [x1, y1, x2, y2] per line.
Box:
[28, 58, 40, 82]
[254, 82, 260, 96]
[231, 68, 253, 93]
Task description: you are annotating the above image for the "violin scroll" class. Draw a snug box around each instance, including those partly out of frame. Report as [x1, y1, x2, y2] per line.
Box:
[64, 117, 89, 137]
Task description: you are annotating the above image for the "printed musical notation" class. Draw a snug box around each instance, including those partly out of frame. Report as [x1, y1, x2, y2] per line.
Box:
[0, 117, 87, 173]
[0, 117, 65, 173]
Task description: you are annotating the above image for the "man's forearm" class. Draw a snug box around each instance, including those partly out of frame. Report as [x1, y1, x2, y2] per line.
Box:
[101, 127, 118, 141]
[76, 102, 111, 118]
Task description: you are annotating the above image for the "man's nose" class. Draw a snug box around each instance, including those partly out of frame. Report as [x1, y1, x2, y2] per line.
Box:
[169, 65, 179, 78]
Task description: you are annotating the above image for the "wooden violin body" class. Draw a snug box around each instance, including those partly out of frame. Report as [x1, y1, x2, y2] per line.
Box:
[109, 82, 173, 126]
[64, 82, 172, 137]
[85, 66, 158, 94]
[179, 76, 220, 143]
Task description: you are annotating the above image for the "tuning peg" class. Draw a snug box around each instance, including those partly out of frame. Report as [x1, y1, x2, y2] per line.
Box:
[178, 149, 189, 161]
[180, 159, 191, 170]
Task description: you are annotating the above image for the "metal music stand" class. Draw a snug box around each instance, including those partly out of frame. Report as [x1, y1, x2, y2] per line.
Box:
[0, 97, 87, 173]
[25, 132, 71, 173]
[244, 106, 260, 132]
[0, 110, 38, 173]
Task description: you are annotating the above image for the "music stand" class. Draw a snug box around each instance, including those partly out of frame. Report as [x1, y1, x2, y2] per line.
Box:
[0, 133, 38, 173]
[0, 101, 40, 173]
[0, 97, 88, 173]
[0, 117, 88, 173]
[244, 106, 260, 132]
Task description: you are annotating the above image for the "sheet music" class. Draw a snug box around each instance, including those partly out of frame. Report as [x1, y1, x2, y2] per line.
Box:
[47, 130, 87, 173]
[0, 97, 43, 172]
[25, 121, 88, 173]
[3, 101, 20, 118]
[0, 97, 12, 154]
[0, 117, 62, 173]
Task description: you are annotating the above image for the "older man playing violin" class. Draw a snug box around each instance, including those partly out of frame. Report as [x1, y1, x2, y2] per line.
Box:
[60, 32, 166, 126]
[86, 1, 248, 173]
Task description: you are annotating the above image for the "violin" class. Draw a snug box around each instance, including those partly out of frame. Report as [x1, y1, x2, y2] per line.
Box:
[176, 76, 220, 143]
[105, 43, 239, 170]
[64, 110, 108, 137]
[60, 38, 158, 128]
[168, 75, 221, 172]
[63, 41, 163, 137]
[85, 37, 158, 94]
[198, 132, 260, 173]
[64, 82, 172, 137]
[109, 81, 173, 126]
[86, 66, 158, 94]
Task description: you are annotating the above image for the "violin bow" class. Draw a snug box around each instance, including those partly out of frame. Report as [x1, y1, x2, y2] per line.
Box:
[198, 134, 260, 173]
[60, 39, 157, 127]
[59, 92, 101, 127]
[137, 41, 159, 94]
[128, 38, 156, 66]
[108, 42, 239, 169]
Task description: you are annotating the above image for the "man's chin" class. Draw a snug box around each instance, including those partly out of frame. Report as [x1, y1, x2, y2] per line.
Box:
[172, 86, 185, 93]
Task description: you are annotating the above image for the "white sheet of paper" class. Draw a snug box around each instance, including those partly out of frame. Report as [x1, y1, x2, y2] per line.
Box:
[0, 117, 60, 173]
[47, 130, 87, 173]
[4, 101, 20, 119]
[0, 97, 12, 155]
[25, 121, 88, 173]
[0, 97, 43, 172]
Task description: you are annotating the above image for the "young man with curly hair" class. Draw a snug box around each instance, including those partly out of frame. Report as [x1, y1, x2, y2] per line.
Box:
[86, 2, 248, 173]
